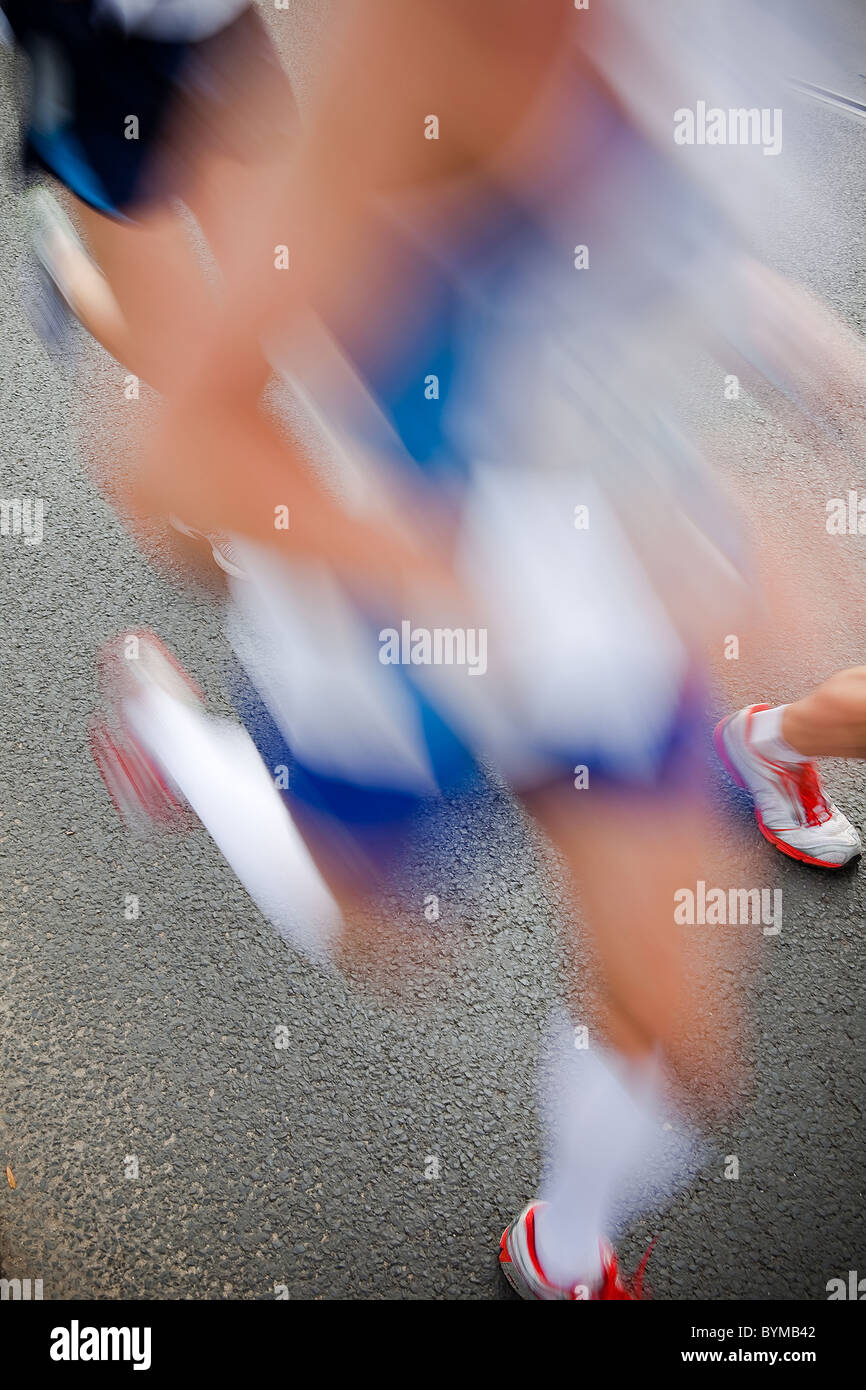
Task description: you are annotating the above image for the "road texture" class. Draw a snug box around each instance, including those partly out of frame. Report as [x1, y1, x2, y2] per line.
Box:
[0, 1, 864, 1300]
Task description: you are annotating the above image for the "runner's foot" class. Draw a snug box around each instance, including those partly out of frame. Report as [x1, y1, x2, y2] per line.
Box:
[499, 1203, 643, 1300]
[714, 704, 861, 868]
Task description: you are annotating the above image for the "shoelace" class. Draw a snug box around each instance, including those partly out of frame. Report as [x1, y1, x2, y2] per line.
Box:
[593, 1237, 657, 1300]
[773, 759, 832, 829]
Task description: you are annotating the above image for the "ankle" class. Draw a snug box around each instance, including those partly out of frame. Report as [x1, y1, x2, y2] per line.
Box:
[750, 704, 811, 763]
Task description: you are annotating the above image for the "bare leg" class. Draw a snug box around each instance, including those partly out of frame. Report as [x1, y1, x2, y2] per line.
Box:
[74, 198, 214, 393]
[523, 782, 747, 1108]
[37, 205, 131, 364]
[781, 667, 866, 760]
[497, 779, 750, 1290]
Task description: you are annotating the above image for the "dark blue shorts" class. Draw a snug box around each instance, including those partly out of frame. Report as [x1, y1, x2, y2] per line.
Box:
[228, 651, 711, 892]
[4, 1, 284, 218]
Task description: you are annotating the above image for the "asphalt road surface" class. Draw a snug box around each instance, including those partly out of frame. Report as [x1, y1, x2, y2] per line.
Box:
[1, 3, 864, 1300]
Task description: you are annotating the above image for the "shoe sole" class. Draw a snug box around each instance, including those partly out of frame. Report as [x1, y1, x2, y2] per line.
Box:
[498, 1223, 533, 1299]
[713, 714, 855, 870]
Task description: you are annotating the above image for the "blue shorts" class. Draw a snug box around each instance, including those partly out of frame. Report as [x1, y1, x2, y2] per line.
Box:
[4, 2, 286, 218]
[229, 644, 711, 890]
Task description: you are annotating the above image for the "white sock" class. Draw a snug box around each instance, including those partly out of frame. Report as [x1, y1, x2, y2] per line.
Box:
[749, 704, 810, 764]
[533, 1043, 666, 1291]
[125, 685, 342, 959]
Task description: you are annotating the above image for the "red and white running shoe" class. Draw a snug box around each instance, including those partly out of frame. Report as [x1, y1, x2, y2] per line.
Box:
[714, 704, 861, 868]
[499, 1203, 648, 1300]
[89, 631, 200, 831]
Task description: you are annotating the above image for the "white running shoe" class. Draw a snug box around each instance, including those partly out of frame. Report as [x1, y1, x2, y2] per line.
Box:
[499, 1203, 643, 1300]
[714, 704, 861, 868]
